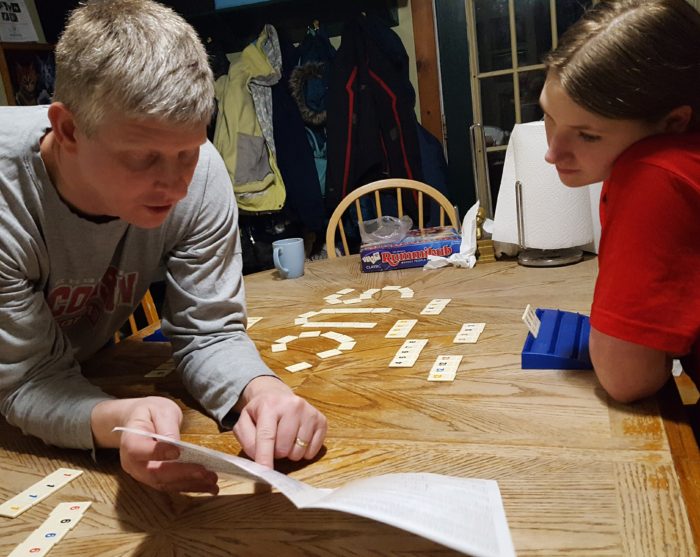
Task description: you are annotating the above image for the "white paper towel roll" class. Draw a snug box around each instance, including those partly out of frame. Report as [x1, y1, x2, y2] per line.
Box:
[492, 121, 602, 252]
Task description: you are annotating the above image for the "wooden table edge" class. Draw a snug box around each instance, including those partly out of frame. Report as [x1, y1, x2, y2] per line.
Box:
[658, 379, 700, 550]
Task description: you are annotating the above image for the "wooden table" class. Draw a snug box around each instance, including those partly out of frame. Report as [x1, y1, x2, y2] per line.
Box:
[1, 256, 698, 556]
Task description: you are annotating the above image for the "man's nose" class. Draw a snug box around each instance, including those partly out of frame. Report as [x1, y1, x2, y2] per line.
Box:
[155, 160, 191, 197]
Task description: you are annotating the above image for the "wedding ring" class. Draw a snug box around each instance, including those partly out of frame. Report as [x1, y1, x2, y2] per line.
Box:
[295, 436, 309, 448]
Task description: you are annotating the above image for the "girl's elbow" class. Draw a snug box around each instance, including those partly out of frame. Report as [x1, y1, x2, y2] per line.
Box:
[593, 364, 663, 403]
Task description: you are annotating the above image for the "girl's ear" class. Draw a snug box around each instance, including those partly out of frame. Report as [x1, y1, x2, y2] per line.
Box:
[660, 105, 692, 134]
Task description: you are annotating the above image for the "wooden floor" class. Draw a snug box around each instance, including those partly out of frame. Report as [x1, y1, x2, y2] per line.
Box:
[0, 257, 697, 556]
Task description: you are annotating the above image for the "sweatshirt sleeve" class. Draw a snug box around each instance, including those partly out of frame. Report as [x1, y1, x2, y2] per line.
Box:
[0, 202, 113, 451]
[160, 143, 276, 425]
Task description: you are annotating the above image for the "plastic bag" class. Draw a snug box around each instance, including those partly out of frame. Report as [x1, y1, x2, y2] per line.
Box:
[359, 215, 413, 244]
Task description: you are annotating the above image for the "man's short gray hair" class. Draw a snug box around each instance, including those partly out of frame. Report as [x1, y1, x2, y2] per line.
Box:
[53, 0, 214, 135]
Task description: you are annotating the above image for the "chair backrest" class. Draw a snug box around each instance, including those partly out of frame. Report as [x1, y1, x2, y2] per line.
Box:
[325, 178, 459, 258]
[113, 289, 159, 343]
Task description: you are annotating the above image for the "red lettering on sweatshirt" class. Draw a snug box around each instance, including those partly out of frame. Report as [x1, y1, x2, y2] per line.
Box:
[116, 273, 136, 306]
[65, 285, 93, 315]
[46, 267, 139, 326]
[47, 286, 71, 317]
[98, 266, 118, 312]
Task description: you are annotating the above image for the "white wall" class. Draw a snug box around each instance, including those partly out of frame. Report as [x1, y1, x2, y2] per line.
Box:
[395, 0, 421, 121]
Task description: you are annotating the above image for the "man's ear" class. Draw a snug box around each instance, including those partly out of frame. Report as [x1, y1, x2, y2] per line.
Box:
[660, 105, 692, 134]
[47, 103, 80, 153]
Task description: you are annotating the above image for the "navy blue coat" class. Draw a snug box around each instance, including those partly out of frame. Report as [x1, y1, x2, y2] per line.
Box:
[325, 14, 424, 211]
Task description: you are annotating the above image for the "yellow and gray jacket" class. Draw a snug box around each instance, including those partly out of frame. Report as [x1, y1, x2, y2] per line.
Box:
[214, 24, 286, 213]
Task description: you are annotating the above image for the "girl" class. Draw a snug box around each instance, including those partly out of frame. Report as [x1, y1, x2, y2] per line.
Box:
[539, 0, 700, 402]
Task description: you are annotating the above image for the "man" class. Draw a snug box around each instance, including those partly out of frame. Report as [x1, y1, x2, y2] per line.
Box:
[0, 0, 327, 495]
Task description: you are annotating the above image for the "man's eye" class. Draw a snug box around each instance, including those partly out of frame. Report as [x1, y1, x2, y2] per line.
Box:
[179, 149, 199, 165]
[126, 154, 158, 169]
[579, 132, 601, 143]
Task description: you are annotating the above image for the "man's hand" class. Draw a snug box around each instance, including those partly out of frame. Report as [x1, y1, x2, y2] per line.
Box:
[91, 396, 219, 494]
[233, 376, 327, 468]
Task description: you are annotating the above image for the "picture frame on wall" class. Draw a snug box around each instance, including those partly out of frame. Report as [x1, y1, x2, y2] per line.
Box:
[0, 42, 54, 106]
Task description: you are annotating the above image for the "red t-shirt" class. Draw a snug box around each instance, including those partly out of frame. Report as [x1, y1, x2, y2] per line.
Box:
[590, 132, 700, 384]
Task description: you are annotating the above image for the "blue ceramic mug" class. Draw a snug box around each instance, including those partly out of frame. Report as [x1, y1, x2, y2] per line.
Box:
[272, 237, 305, 279]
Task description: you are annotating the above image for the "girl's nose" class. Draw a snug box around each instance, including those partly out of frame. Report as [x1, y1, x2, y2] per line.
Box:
[544, 133, 566, 165]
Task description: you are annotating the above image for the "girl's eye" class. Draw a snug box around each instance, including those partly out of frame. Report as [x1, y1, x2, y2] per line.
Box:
[579, 132, 601, 143]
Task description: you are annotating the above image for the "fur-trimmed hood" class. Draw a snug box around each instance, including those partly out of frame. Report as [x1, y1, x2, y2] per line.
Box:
[289, 62, 327, 127]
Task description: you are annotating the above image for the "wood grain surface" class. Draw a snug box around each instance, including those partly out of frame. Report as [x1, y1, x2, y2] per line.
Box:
[0, 257, 696, 556]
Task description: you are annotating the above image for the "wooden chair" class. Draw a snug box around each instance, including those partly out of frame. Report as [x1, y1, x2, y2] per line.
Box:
[113, 289, 159, 343]
[325, 178, 459, 258]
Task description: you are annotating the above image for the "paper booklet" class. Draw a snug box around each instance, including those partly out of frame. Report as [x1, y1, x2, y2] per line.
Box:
[114, 427, 516, 557]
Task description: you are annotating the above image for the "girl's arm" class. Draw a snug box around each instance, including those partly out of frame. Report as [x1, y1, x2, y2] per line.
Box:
[589, 326, 672, 403]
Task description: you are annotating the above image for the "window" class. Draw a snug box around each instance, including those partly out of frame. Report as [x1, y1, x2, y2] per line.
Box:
[465, 0, 593, 213]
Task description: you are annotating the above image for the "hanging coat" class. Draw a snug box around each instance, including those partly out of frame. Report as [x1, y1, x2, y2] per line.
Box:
[325, 14, 423, 211]
[271, 37, 326, 233]
[214, 25, 286, 213]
